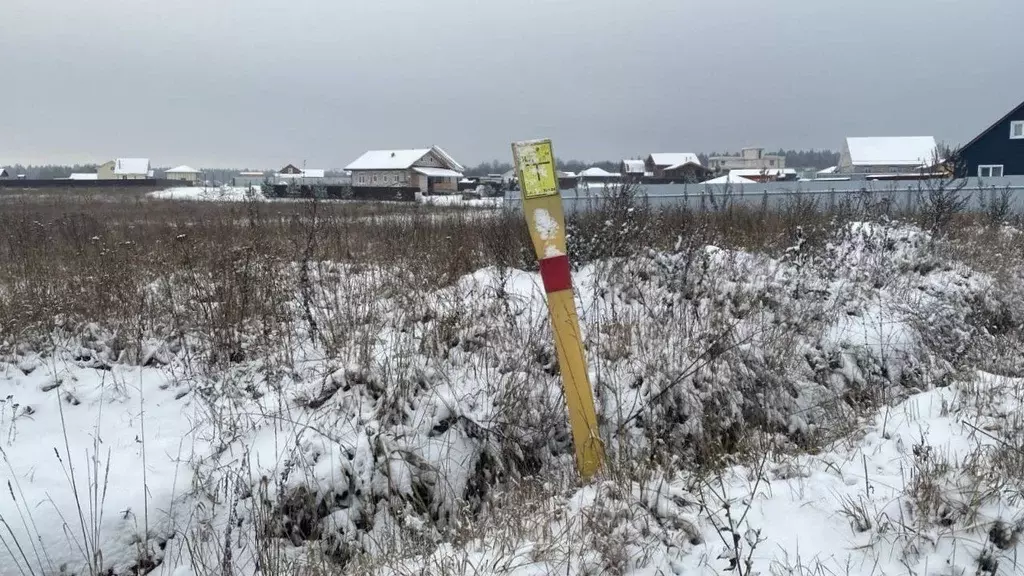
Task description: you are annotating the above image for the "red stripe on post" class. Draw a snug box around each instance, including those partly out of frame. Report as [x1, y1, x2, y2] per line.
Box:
[539, 255, 572, 293]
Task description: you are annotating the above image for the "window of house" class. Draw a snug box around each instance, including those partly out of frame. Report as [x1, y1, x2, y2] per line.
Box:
[1012, 121, 1024, 139]
[979, 165, 1004, 178]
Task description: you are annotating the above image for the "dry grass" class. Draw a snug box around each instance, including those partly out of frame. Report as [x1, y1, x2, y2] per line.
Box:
[4, 184, 1024, 575]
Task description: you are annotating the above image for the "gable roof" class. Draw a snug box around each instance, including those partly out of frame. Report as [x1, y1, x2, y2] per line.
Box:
[622, 160, 645, 174]
[649, 153, 701, 168]
[579, 167, 619, 177]
[0, 168, 8, 177]
[427, 146, 464, 173]
[960, 99, 1024, 152]
[166, 165, 201, 174]
[114, 158, 150, 175]
[846, 137, 936, 166]
[345, 146, 463, 172]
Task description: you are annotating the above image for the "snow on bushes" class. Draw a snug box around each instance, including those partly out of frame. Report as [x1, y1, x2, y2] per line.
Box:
[3, 220, 1024, 575]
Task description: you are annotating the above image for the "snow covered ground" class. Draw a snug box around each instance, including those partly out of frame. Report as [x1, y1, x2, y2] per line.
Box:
[417, 193, 503, 209]
[373, 372, 1024, 575]
[148, 187, 504, 210]
[2, 221, 1024, 575]
[148, 186, 265, 202]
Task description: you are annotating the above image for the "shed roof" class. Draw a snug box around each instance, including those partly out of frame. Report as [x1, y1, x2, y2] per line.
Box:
[649, 153, 701, 168]
[413, 167, 463, 178]
[846, 137, 936, 166]
[114, 158, 150, 175]
[703, 173, 757, 184]
[68, 173, 99, 180]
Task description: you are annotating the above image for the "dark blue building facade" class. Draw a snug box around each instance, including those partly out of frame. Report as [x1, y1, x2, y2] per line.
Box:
[957, 100, 1024, 178]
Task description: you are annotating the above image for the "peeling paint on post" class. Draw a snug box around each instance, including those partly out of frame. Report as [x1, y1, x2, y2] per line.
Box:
[511, 138, 604, 480]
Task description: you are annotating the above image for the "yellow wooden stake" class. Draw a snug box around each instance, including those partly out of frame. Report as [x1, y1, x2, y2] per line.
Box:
[511, 139, 604, 479]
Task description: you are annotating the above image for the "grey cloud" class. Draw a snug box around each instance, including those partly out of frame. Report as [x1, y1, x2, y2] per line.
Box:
[1, 0, 1022, 168]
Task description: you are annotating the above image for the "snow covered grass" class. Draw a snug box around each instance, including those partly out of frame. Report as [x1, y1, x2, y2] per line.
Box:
[3, 192, 1024, 575]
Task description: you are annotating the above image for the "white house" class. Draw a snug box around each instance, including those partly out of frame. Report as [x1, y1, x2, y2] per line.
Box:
[838, 137, 937, 175]
[165, 165, 202, 183]
[709, 147, 786, 172]
[234, 171, 266, 188]
[345, 146, 464, 193]
[97, 158, 151, 180]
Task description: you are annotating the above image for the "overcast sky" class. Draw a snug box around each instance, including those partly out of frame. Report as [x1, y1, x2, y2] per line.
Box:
[2, 0, 1022, 169]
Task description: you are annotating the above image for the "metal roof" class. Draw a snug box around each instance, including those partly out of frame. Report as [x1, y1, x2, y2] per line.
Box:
[846, 137, 936, 166]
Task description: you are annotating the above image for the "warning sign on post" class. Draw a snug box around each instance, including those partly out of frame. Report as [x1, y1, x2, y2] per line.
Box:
[512, 139, 559, 199]
[511, 137, 604, 481]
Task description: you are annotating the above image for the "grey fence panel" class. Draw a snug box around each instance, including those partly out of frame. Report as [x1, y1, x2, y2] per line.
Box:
[503, 178, 1024, 214]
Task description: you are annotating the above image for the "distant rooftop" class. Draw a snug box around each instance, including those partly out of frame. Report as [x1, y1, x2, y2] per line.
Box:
[847, 136, 937, 167]
[649, 153, 701, 167]
[114, 158, 150, 175]
[346, 146, 463, 172]
[622, 160, 645, 174]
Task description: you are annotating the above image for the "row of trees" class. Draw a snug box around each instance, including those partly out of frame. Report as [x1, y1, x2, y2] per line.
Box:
[464, 149, 842, 177]
[463, 159, 620, 177]
[0, 164, 100, 179]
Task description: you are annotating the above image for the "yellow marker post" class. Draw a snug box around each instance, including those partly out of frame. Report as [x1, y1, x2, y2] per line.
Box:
[511, 138, 604, 480]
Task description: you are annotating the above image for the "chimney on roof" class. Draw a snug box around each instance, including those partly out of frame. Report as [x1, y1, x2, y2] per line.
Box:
[391, 152, 395, 157]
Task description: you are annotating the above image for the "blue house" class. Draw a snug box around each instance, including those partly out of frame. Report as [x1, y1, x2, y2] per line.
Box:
[956, 99, 1024, 178]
